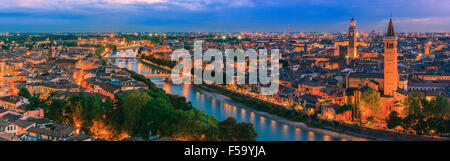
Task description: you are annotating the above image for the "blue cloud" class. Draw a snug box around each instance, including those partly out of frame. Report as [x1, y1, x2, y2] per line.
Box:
[0, 0, 448, 32]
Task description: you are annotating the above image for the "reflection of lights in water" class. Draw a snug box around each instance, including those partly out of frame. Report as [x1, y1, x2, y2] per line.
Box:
[163, 83, 170, 93]
[211, 99, 216, 112]
[282, 124, 288, 136]
[295, 128, 301, 140]
[116, 60, 335, 141]
[283, 124, 288, 129]
[308, 131, 315, 141]
[195, 92, 200, 102]
[259, 116, 265, 129]
[182, 84, 190, 98]
[250, 112, 255, 123]
[241, 109, 246, 121]
[138, 63, 141, 74]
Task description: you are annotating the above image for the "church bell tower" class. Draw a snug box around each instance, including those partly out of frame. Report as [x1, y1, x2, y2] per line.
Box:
[383, 17, 398, 96]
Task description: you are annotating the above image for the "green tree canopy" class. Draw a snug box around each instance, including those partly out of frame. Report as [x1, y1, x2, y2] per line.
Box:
[386, 111, 402, 129]
[358, 89, 381, 120]
[18, 88, 31, 99]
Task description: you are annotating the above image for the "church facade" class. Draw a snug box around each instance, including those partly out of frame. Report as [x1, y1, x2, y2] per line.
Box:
[344, 18, 407, 122]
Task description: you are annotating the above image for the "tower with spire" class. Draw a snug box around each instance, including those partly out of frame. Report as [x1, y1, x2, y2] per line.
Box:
[347, 17, 357, 62]
[383, 17, 398, 96]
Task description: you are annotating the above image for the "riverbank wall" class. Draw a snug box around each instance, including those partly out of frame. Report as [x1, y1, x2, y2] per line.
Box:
[195, 83, 450, 141]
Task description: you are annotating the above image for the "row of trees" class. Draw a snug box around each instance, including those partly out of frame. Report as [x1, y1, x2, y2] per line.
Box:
[95, 46, 105, 57]
[21, 67, 258, 140]
[334, 89, 381, 123]
[41, 90, 257, 141]
[386, 92, 449, 135]
[200, 85, 310, 123]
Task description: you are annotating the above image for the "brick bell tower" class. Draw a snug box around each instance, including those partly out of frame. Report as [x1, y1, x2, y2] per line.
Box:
[346, 18, 357, 65]
[348, 17, 357, 59]
[383, 17, 398, 96]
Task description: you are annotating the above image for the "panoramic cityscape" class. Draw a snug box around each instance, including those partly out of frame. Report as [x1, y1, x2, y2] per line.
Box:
[0, 0, 449, 142]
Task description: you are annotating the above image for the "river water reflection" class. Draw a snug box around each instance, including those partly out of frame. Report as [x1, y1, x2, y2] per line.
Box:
[109, 56, 342, 141]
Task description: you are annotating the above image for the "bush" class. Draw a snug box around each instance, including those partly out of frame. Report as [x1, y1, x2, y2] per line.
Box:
[386, 111, 402, 129]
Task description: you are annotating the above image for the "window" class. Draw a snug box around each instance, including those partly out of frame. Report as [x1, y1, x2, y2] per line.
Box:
[386, 43, 394, 49]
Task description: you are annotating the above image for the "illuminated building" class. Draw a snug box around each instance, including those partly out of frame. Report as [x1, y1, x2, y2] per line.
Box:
[348, 18, 357, 61]
[383, 17, 398, 97]
[424, 41, 430, 55]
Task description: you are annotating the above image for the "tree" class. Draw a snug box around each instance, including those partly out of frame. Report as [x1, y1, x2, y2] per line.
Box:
[413, 118, 428, 135]
[218, 117, 237, 141]
[121, 91, 152, 136]
[279, 59, 289, 68]
[358, 89, 381, 120]
[41, 86, 259, 141]
[401, 114, 417, 132]
[426, 118, 446, 134]
[386, 111, 402, 129]
[95, 46, 105, 57]
[404, 92, 424, 116]
[218, 117, 258, 141]
[45, 99, 68, 123]
[27, 96, 48, 110]
[423, 95, 449, 119]
[234, 122, 258, 141]
[18, 88, 31, 99]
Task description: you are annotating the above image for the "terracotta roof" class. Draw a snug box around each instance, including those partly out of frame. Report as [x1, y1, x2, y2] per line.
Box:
[65, 133, 91, 141]
[25, 117, 53, 125]
[348, 72, 384, 79]
[1, 113, 21, 122]
[12, 119, 34, 128]
[300, 94, 322, 103]
[95, 83, 121, 93]
[27, 124, 75, 138]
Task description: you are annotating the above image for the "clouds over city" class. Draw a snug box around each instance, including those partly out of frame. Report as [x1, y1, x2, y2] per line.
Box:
[0, 0, 449, 32]
[0, 0, 262, 11]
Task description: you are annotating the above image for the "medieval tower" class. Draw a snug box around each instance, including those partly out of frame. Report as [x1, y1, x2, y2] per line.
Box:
[348, 18, 357, 60]
[383, 17, 398, 96]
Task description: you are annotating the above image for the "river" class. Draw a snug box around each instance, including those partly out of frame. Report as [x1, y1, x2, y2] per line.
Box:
[108, 50, 343, 141]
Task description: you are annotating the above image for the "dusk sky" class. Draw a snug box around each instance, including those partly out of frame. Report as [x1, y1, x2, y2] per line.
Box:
[0, 0, 449, 33]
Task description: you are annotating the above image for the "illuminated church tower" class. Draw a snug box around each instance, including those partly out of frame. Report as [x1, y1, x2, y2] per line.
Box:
[348, 18, 357, 60]
[424, 41, 430, 55]
[383, 17, 398, 96]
